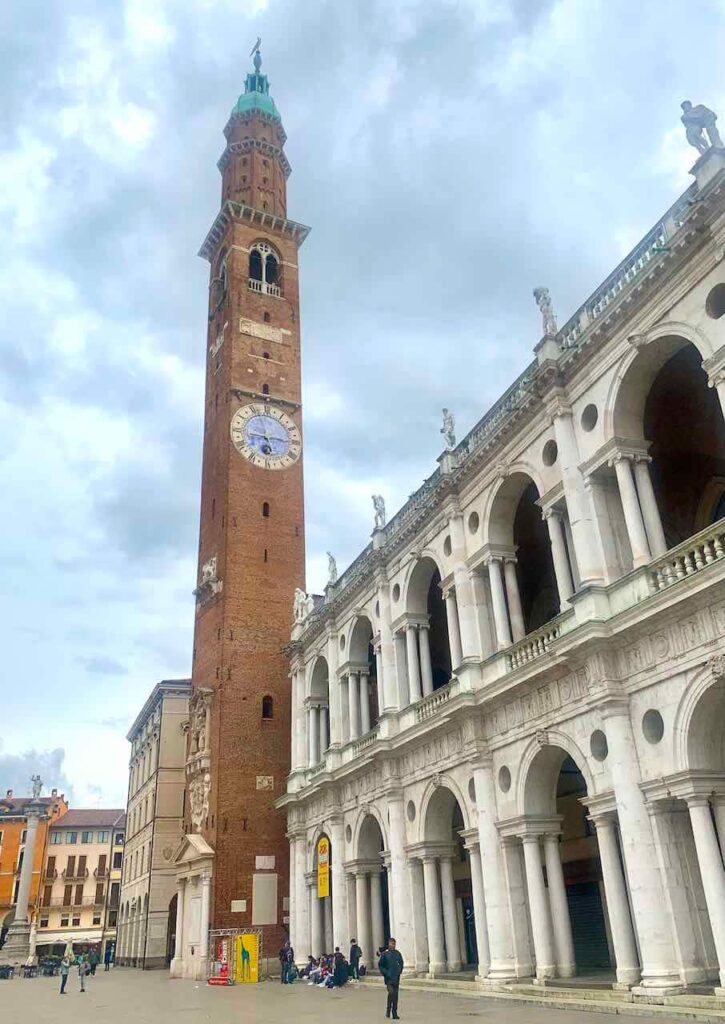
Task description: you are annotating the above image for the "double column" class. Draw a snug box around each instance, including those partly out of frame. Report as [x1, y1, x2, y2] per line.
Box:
[514, 828, 574, 982]
[403, 620, 434, 702]
[346, 670, 371, 739]
[420, 848, 462, 975]
[609, 452, 666, 568]
[589, 812, 640, 986]
[485, 554, 525, 649]
[349, 862, 385, 967]
[307, 703, 329, 766]
[543, 508, 574, 607]
[686, 794, 725, 989]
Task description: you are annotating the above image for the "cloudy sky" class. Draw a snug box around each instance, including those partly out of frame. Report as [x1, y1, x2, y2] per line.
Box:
[1, 0, 723, 808]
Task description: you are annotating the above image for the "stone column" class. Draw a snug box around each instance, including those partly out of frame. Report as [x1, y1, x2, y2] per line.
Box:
[2, 804, 42, 962]
[471, 570, 494, 659]
[487, 558, 512, 649]
[405, 626, 422, 702]
[603, 703, 682, 992]
[422, 857, 446, 975]
[308, 705, 320, 766]
[374, 645, 384, 715]
[503, 559, 526, 641]
[633, 457, 667, 558]
[199, 874, 211, 964]
[296, 671, 309, 769]
[467, 842, 490, 977]
[612, 455, 651, 568]
[359, 673, 371, 734]
[542, 833, 575, 978]
[544, 509, 574, 607]
[552, 406, 604, 584]
[687, 797, 725, 988]
[387, 794, 414, 963]
[473, 761, 517, 981]
[377, 580, 397, 712]
[592, 815, 640, 986]
[444, 590, 464, 669]
[712, 796, 725, 860]
[521, 835, 556, 981]
[449, 512, 481, 660]
[324, 895, 334, 953]
[355, 872, 372, 968]
[170, 878, 186, 975]
[290, 669, 299, 769]
[319, 707, 329, 757]
[326, 630, 342, 748]
[329, 819, 349, 953]
[440, 856, 462, 972]
[348, 673, 360, 741]
[370, 871, 385, 955]
[394, 632, 409, 707]
[419, 624, 434, 697]
[311, 881, 324, 957]
[409, 858, 430, 973]
[295, 844, 310, 962]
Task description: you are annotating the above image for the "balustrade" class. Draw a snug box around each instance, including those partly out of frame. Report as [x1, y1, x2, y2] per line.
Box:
[649, 520, 725, 592]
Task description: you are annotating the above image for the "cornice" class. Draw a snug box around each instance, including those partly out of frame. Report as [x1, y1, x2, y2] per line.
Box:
[198, 201, 310, 262]
[218, 137, 292, 179]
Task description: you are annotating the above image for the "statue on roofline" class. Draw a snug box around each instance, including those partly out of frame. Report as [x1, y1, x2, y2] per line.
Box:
[681, 100, 722, 155]
[372, 494, 386, 530]
[441, 408, 456, 450]
[533, 286, 558, 337]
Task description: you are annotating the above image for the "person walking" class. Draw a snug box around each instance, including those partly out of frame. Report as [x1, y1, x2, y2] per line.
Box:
[349, 938, 362, 980]
[78, 955, 89, 993]
[379, 937, 404, 1020]
[278, 939, 294, 983]
[104, 944, 113, 971]
[89, 947, 100, 976]
[59, 956, 71, 995]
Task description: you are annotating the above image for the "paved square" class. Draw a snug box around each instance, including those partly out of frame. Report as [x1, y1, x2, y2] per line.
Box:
[0, 968, 680, 1023]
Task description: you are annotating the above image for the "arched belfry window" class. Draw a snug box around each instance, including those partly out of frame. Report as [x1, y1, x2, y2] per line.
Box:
[248, 241, 282, 297]
[262, 695, 274, 720]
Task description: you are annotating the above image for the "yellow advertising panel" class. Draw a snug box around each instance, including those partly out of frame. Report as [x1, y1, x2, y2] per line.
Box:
[234, 932, 259, 983]
[317, 835, 330, 898]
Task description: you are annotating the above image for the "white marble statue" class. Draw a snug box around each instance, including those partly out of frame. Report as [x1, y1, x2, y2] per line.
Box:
[372, 494, 386, 530]
[31, 775, 42, 800]
[293, 587, 307, 622]
[681, 100, 723, 155]
[533, 287, 558, 336]
[200, 555, 218, 585]
[441, 408, 456, 450]
[326, 551, 338, 585]
[305, 593, 315, 618]
[189, 771, 211, 833]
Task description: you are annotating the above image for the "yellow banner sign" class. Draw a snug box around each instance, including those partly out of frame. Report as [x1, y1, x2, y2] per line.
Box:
[234, 932, 259, 983]
[317, 835, 330, 898]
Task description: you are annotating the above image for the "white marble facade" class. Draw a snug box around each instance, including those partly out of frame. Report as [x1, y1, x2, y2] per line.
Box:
[280, 149, 725, 998]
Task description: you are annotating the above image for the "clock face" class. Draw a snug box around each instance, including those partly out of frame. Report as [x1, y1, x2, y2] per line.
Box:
[230, 403, 301, 470]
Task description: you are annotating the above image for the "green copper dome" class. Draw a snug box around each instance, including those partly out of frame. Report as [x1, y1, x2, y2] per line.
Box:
[231, 47, 280, 122]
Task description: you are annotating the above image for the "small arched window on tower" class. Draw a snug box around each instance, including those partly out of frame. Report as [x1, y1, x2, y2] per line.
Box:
[262, 384, 269, 395]
[262, 695, 274, 720]
[248, 241, 282, 297]
[262, 501, 270, 518]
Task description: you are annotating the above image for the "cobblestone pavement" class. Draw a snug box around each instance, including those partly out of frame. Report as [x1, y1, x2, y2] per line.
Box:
[0, 968, 678, 1023]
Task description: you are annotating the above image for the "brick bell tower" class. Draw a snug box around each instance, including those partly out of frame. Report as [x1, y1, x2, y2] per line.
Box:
[172, 44, 308, 978]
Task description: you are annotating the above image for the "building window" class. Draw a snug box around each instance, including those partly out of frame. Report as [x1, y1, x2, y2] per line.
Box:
[93, 915, 101, 926]
[12, 880, 20, 903]
[263, 312, 270, 323]
[72, 916, 80, 927]
[81, 831, 93, 844]
[50, 831, 61, 845]
[40, 918, 48, 929]
[98, 831, 109, 844]
[108, 910, 118, 927]
[114, 833, 124, 846]
[113, 851, 122, 870]
[262, 502, 270, 518]
[0, 831, 3, 846]
[262, 695, 274, 720]
[248, 241, 282, 296]
[262, 384, 269, 395]
[67, 832, 78, 844]
[20, 829, 27, 844]
[60, 917, 69, 927]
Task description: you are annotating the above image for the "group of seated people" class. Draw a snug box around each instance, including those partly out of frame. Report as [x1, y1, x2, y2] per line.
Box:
[279, 939, 369, 988]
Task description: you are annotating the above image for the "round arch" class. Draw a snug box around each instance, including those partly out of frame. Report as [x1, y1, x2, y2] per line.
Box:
[419, 776, 471, 844]
[352, 805, 388, 858]
[604, 322, 714, 440]
[308, 654, 329, 700]
[517, 729, 596, 816]
[348, 615, 374, 664]
[674, 662, 725, 771]
[482, 463, 547, 548]
[403, 553, 445, 615]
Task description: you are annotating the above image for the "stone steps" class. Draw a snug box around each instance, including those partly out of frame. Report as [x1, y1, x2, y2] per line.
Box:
[360, 976, 725, 1022]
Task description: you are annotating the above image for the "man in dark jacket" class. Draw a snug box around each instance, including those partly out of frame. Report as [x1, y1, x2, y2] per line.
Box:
[349, 938, 362, 979]
[378, 937, 404, 1019]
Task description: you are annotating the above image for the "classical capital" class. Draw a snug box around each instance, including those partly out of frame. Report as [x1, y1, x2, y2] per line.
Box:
[627, 332, 649, 350]
[708, 653, 725, 680]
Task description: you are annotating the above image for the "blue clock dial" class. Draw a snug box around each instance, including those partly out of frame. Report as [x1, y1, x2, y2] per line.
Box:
[244, 414, 291, 457]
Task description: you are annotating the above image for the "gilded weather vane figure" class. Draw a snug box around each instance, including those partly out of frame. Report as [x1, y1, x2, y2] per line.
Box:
[250, 36, 262, 73]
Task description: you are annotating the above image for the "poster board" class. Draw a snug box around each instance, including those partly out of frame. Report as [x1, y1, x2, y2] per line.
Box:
[317, 835, 330, 898]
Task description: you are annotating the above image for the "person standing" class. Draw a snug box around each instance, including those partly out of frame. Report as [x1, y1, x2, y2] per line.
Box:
[89, 947, 100, 976]
[104, 944, 113, 971]
[78, 955, 89, 993]
[59, 956, 71, 995]
[278, 939, 294, 983]
[349, 938, 362, 980]
[379, 937, 404, 1020]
